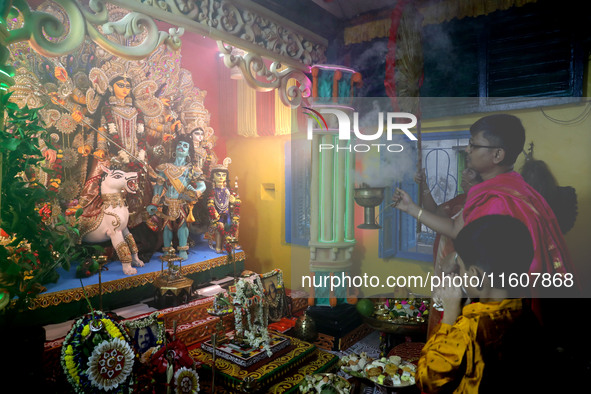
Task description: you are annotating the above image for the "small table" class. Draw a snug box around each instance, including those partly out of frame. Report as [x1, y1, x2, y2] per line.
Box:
[153, 248, 194, 307]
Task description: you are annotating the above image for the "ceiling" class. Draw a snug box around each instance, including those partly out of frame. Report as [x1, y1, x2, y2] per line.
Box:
[252, 0, 405, 41]
[309, 0, 398, 20]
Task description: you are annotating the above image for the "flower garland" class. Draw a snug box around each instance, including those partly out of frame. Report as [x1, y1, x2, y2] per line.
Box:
[232, 276, 272, 356]
[86, 337, 135, 391]
[261, 269, 284, 288]
[61, 310, 135, 393]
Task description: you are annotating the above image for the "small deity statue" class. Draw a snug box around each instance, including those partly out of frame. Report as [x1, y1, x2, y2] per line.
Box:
[206, 159, 240, 254]
[148, 135, 205, 260]
[188, 126, 208, 170]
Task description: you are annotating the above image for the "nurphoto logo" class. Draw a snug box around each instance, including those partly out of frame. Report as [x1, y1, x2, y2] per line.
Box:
[303, 107, 417, 153]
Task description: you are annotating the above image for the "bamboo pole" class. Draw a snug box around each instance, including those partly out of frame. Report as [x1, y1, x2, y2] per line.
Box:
[416, 105, 422, 233]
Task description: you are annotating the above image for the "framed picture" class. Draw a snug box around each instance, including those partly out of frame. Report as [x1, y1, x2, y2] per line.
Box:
[123, 312, 166, 356]
[260, 269, 289, 322]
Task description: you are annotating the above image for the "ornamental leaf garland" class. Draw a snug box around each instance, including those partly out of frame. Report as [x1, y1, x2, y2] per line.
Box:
[0, 92, 102, 312]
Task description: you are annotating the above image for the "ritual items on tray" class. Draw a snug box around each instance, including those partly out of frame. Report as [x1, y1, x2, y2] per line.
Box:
[207, 292, 233, 316]
[340, 353, 418, 388]
[374, 297, 430, 323]
[299, 373, 351, 393]
[201, 331, 291, 368]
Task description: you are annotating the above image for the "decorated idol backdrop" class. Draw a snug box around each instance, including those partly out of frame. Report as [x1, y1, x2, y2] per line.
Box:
[5, 3, 239, 275]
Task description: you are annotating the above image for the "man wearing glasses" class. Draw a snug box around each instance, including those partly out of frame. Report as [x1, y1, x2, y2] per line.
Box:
[393, 114, 575, 291]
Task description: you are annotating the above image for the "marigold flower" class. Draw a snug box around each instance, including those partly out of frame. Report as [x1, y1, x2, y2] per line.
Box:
[77, 145, 91, 157]
[81, 325, 90, 338]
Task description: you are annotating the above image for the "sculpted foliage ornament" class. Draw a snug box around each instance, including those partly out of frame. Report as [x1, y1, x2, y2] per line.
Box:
[217, 40, 311, 108]
[2, 0, 183, 65]
[123, 0, 327, 67]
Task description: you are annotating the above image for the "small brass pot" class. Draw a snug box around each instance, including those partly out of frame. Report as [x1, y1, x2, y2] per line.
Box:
[294, 312, 317, 342]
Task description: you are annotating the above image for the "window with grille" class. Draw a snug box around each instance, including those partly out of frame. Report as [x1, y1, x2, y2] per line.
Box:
[379, 131, 470, 261]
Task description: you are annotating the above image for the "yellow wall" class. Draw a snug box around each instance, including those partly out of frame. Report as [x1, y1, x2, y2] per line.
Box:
[225, 136, 304, 289]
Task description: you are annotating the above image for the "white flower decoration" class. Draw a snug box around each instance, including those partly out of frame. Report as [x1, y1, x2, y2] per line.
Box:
[174, 367, 200, 393]
[108, 123, 117, 135]
[86, 338, 134, 391]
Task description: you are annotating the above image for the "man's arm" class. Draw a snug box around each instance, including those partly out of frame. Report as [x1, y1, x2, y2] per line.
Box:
[403, 202, 464, 239]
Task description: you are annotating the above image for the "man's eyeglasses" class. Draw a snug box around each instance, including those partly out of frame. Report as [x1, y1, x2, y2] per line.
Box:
[468, 140, 502, 150]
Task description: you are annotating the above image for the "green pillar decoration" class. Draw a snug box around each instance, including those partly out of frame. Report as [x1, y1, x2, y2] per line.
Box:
[308, 65, 363, 307]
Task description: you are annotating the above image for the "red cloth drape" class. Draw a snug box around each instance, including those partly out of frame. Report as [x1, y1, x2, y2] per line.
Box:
[384, 0, 410, 111]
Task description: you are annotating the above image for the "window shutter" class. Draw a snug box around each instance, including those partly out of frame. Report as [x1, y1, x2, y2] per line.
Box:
[379, 134, 419, 258]
[420, 1, 584, 117]
[399, 177, 418, 252]
[485, 4, 584, 102]
[379, 185, 397, 258]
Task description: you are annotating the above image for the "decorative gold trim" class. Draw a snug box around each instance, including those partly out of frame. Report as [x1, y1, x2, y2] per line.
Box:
[29, 251, 245, 310]
[344, 19, 391, 45]
[124, 233, 138, 254]
[102, 192, 127, 208]
[115, 241, 132, 263]
[191, 335, 339, 393]
[420, 0, 538, 25]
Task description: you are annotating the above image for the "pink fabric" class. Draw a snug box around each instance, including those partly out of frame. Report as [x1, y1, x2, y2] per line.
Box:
[463, 171, 574, 278]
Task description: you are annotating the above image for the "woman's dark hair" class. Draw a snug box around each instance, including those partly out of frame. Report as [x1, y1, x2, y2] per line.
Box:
[454, 215, 533, 280]
[521, 159, 578, 234]
[110, 75, 132, 89]
[470, 114, 526, 166]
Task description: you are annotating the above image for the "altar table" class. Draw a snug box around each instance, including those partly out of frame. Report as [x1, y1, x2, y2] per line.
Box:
[190, 334, 339, 393]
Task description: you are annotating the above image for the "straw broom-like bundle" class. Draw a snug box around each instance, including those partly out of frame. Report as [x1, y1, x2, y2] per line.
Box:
[394, 3, 424, 232]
